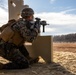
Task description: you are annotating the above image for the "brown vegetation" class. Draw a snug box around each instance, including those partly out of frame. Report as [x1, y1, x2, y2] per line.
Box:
[53, 42, 76, 53]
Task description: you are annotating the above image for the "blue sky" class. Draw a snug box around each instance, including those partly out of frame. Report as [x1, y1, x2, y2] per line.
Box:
[0, 0, 76, 36]
[25, 0, 76, 13]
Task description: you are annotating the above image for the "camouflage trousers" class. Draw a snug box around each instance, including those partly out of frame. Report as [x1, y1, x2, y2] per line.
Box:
[0, 41, 29, 69]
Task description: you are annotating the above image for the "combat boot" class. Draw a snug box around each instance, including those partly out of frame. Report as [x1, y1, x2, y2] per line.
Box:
[26, 56, 39, 65]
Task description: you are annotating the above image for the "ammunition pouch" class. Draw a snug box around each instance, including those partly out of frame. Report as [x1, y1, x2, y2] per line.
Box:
[11, 31, 24, 46]
[0, 26, 14, 42]
[0, 26, 23, 46]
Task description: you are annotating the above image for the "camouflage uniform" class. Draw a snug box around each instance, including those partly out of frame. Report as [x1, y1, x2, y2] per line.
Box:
[0, 40, 29, 69]
[0, 18, 39, 69]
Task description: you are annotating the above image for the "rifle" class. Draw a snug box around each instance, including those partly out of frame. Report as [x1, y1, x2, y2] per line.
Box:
[35, 17, 49, 32]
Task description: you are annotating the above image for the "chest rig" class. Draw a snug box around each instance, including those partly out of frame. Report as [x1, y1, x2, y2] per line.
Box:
[0, 19, 25, 46]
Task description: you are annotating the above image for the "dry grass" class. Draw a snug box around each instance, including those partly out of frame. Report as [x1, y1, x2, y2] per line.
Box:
[53, 42, 76, 53]
[53, 42, 76, 74]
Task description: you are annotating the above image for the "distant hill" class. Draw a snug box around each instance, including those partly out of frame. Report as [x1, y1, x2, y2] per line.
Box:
[53, 33, 76, 42]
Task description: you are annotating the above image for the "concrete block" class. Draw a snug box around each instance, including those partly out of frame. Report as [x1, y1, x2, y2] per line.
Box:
[25, 36, 53, 63]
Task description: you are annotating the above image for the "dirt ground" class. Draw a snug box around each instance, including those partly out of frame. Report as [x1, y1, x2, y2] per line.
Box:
[0, 42, 76, 75]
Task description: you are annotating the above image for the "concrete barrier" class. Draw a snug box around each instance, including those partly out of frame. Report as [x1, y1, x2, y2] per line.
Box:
[25, 36, 53, 63]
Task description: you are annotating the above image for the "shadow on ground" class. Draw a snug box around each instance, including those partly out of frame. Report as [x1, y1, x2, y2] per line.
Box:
[0, 62, 75, 75]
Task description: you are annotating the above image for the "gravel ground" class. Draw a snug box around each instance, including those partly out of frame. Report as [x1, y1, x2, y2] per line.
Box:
[0, 50, 76, 75]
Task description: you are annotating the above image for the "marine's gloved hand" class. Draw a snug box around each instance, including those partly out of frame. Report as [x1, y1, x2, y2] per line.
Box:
[23, 29, 38, 42]
[26, 21, 34, 29]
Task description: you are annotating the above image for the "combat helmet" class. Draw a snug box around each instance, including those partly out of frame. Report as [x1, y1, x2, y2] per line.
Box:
[21, 7, 34, 18]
